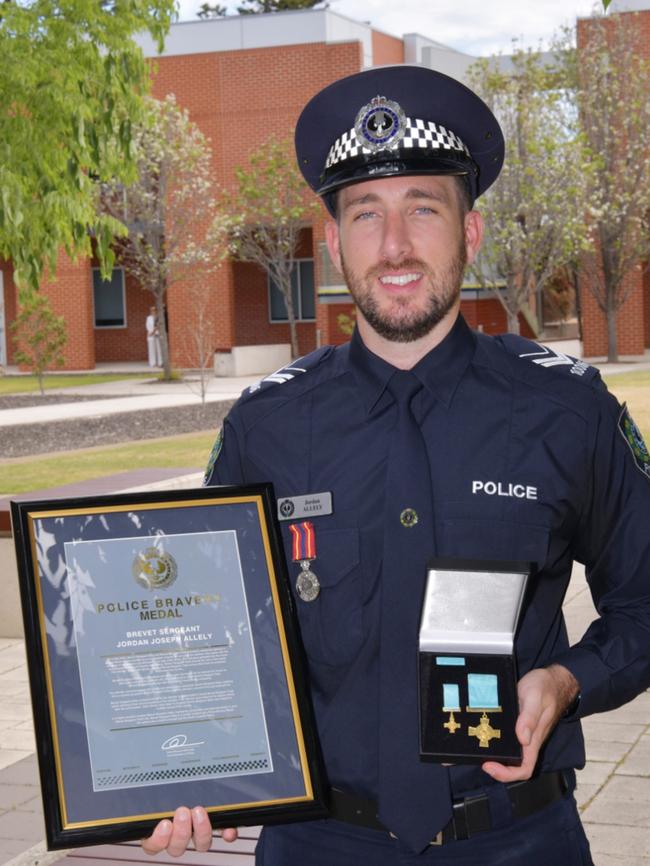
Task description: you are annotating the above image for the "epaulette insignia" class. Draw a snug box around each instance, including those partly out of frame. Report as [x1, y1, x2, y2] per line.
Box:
[245, 346, 333, 396]
[618, 405, 650, 481]
[499, 335, 595, 379]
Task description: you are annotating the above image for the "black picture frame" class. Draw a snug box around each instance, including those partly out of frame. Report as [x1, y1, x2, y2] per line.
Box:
[11, 484, 326, 850]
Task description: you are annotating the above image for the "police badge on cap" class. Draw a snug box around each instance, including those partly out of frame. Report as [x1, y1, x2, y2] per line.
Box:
[295, 65, 504, 215]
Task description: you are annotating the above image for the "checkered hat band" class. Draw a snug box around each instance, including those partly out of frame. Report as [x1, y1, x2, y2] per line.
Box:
[325, 118, 470, 169]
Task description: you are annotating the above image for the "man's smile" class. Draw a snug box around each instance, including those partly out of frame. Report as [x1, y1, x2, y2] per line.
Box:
[378, 272, 423, 287]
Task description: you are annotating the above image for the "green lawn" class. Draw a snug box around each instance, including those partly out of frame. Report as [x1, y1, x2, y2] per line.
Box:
[0, 431, 216, 495]
[1, 368, 648, 497]
[0, 373, 152, 395]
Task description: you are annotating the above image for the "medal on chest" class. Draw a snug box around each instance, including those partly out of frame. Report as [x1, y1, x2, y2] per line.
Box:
[289, 520, 320, 602]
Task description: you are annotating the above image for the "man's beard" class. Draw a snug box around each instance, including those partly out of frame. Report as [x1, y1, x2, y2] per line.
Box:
[340, 241, 467, 343]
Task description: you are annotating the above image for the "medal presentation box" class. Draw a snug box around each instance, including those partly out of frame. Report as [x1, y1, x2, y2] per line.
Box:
[11, 485, 326, 849]
[418, 558, 530, 766]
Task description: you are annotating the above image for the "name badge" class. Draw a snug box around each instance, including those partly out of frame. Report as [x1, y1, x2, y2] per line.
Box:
[277, 492, 333, 521]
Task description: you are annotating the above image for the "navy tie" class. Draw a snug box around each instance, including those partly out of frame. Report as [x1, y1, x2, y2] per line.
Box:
[377, 370, 452, 852]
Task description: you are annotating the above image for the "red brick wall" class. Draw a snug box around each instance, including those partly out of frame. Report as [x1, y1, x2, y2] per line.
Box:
[150, 39, 363, 365]
[1, 261, 18, 365]
[580, 265, 646, 357]
[94, 268, 152, 363]
[644, 264, 650, 348]
[35, 253, 95, 370]
[372, 30, 405, 65]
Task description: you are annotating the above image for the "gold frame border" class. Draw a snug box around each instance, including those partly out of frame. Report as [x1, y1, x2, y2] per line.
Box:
[26, 493, 314, 832]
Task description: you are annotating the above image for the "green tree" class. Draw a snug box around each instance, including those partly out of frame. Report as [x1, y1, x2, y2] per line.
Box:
[100, 95, 222, 381]
[10, 294, 67, 395]
[237, 0, 324, 13]
[211, 136, 320, 359]
[197, 3, 227, 17]
[574, 13, 650, 361]
[467, 47, 592, 335]
[0, 0, 175, 291]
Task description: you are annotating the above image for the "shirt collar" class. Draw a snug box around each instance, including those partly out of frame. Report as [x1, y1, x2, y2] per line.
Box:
[349, 314, 477, 414]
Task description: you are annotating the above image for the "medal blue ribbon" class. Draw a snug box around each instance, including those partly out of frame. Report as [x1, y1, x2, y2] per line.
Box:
[468, 673, 499, 709]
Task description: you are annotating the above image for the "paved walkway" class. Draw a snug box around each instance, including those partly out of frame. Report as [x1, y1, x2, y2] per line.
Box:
[0, 365, 261, 428]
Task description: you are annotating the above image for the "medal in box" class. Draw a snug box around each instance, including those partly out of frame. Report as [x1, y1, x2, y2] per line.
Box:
[418, 558, 530, 766]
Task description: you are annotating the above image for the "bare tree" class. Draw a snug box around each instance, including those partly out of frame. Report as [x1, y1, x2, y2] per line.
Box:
[100, 95, 221, 379]
[467, 47, 592, 336]
[178, 280, 218, 405]
[211, 137, 319, 359]
[576, 13, 650, 361]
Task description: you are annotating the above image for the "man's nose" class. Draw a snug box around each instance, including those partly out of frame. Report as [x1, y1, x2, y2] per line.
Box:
[379, 212, 413, 263]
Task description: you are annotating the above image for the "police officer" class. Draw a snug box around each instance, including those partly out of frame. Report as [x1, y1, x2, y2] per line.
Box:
[142, 65, 650, 864]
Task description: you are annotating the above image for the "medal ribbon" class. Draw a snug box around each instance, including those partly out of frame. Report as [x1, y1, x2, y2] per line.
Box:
[289, 521, 316, 562]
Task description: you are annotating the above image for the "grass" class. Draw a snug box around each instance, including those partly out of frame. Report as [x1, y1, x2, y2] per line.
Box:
[0, 373, 152, 395]
[1, 368, 648, 497]
[0, 431, 216, 495]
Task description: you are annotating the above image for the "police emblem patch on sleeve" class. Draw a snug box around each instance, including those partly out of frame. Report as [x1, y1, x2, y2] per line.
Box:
[618, 405, 650, 480]
[203, 427, 223, 486]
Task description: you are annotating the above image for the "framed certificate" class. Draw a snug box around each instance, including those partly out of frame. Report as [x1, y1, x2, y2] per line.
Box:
[11, 485, 326, 849]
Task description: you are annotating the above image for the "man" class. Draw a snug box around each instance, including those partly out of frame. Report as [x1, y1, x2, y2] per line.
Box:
[146, 306, 162, 367]
[143, 65, 650, 864]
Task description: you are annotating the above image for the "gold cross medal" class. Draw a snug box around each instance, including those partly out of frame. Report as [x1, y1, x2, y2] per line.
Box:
[442, 683, 461, 734]
[467, 673, 502, 748]
[289, 521, 320, 602]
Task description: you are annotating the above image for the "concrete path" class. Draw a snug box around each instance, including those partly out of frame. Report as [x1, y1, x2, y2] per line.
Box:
[0, 365, 261, 428]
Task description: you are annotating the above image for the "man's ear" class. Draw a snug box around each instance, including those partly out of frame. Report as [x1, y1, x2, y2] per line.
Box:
[325, 219, 343, 273]
[464, 209, 484, 266]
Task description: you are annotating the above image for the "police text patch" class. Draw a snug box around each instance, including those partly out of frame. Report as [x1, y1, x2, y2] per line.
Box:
[618, 405, 650, 481]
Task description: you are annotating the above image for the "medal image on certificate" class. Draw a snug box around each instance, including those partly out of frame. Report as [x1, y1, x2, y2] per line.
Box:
[11, 485, 327, 849]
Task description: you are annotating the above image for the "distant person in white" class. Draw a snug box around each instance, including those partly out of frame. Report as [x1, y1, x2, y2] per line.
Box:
[146, 306, 162, 367]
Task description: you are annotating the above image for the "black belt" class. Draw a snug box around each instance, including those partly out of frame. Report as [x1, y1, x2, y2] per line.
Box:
[329, 771, 569, 846]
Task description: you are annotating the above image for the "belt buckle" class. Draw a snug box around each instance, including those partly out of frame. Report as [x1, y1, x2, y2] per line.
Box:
[389, 831, 443, 847]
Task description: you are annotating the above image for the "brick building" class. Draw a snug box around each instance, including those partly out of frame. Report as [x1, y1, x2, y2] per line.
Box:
[0, 5, 648, 370]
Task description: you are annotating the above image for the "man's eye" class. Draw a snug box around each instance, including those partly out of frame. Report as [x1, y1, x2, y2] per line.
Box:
[352, 210, 377, 221]
[414, 206, 436, 215]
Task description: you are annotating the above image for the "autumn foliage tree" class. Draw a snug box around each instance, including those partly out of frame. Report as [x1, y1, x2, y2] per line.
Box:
[100, 96, 222, 380]
[11, 294, 67, 394]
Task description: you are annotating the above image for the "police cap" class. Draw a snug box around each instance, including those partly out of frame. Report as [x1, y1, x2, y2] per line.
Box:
[295, 65, 504, 214]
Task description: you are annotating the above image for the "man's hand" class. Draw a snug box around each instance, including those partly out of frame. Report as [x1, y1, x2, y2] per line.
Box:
[481, 664, 579, 784]
[141, 806, 238, 857]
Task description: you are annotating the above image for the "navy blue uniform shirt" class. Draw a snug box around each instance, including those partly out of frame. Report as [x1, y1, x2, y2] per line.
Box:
[205, 314, 650, 799]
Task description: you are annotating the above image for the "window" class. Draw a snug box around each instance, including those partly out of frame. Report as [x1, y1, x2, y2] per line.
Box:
[93, 268, 126, 328]
[269, 260, 315, 323]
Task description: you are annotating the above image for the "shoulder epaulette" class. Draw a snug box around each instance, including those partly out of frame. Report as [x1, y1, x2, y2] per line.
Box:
[496, 333, 601, 384]
[241, 345, 335, 400]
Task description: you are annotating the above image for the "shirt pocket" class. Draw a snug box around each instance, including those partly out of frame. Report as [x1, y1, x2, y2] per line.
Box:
[437, 500, 551, 567]
[281, 520, 362, 667]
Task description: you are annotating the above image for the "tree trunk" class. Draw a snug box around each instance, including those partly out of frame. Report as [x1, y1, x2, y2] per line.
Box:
[507, 310, 520, 335]
[606, 303, 618, 363]
[282, 279, 300, 359]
